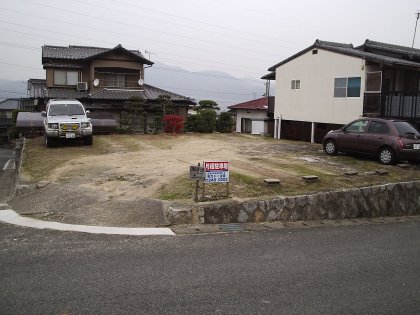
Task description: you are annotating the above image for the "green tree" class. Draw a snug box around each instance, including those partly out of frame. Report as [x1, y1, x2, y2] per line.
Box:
[195, 100, 220, 111]
[217, 112, 234, 133]
[195, 109, 217, 133]
[185, 114, 199, 132]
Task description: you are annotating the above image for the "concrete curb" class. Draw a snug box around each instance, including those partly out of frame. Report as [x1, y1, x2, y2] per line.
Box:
[0, 209, 175, 236]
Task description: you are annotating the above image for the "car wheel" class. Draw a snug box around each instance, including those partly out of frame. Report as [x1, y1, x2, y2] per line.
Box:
[83, 135, 93, 146]
[324, 139, 337, 155]
[378, 147, 395, 165]
[45, 136, 58, 148]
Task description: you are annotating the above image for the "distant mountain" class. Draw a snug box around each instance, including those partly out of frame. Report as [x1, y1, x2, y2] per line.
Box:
[0, 63, 273, 112]
[145, 62, 270, 111]
[0, 80, 27, 101]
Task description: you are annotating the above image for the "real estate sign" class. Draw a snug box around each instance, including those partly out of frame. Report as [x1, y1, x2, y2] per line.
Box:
[204, 161, 229, 183]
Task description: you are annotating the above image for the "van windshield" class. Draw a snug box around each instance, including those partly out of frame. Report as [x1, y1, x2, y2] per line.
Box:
[49, 104, 85, 116]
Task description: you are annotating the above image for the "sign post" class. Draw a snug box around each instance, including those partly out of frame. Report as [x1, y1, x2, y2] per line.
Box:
[189, 161, 230, 202]
[189, 163, 204, 202]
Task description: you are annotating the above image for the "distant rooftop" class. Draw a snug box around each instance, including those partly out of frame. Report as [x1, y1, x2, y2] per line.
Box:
[228, 96, 273, 110]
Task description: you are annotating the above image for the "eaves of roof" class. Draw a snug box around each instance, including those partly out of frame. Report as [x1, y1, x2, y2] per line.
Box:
[27, 80, 196, 105]
[42, 44, 153, 65]
[359, 39, 420, 60]
[227, 97, 270, 110]
[261, 72, 275, 80]
[84, 44, 153, 65]
[43, 62, 85, 69]
[267, 39, 420, 72]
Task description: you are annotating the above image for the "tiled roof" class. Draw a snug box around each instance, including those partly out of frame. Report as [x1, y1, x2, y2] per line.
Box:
[360, 39, 420, 60]
[267, 39, 420, 72]
[27, 80, 195, 104]
[42, 44, 153, 65]
[261, 72, 275, 80]
[43, 62, 85, 69]
[227, 97, 272, 110]
[0, 98, 19, 110]
[46, 89, 89, 99]
[90, 85, 195, 104]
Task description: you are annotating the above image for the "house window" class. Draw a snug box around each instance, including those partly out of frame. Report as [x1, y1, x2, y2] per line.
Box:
[53, 70, 79, 86]
[106, 74, 126, 87]
[365, 71, 382, 93]
[334, 77, 361, 97]
[291, 80, 300, 90]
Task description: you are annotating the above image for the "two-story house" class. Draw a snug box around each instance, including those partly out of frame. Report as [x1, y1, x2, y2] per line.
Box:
[23, 44, 195, 133]
[263, 39, 420, 143]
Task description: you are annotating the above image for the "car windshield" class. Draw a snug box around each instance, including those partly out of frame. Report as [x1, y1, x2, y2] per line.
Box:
[393, 121, 420, 135]
[49, 103, 85, 116]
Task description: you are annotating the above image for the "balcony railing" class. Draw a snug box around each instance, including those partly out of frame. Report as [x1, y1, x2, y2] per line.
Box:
[363, 92, 420, 119]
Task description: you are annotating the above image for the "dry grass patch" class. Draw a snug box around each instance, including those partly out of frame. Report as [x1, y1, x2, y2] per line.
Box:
[20, 134, 420, 201]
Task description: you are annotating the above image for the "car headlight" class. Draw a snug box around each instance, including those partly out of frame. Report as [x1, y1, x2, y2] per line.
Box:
[48, 123, 58, 129]
[81, 122, 91, 128]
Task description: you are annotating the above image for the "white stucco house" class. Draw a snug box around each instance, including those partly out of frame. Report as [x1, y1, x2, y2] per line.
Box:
[262, 39, 420, 143]
[227, 97, 274, 136]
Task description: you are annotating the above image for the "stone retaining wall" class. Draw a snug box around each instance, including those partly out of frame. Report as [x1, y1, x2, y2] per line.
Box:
[163, 181, 420, 225]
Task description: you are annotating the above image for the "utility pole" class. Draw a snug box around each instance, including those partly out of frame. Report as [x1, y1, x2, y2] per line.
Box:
[412, 11, 420, 48]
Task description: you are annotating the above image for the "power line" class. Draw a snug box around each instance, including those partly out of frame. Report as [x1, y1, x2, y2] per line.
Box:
[16, 0, 282, 59]
[0, 60, 41, 70]
[67, 0, 287, 49]
[0, 11, 280, 75]
[104, 0, 297, 45]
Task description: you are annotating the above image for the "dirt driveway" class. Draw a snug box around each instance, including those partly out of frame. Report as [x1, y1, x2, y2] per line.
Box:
[9, 133, 420, 227]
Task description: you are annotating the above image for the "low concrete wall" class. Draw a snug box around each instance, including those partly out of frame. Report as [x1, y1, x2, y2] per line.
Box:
[164, 181, 420, 225]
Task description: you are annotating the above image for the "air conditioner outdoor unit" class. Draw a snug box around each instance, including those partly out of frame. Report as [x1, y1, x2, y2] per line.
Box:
[77, 82, 88, 91]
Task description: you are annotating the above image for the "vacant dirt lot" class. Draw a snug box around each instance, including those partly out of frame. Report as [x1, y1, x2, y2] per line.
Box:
[10, 133, 420, 226]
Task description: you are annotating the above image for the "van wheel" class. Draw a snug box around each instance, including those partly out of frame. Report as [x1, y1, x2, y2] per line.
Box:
[45, 136, 58, 148]
[378, 147, 395, 165]
[323, 139, 337, 155]
[83, 135, 93, 146]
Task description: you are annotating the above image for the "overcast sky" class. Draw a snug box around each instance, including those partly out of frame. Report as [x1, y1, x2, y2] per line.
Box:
[1, 0, 420, 83]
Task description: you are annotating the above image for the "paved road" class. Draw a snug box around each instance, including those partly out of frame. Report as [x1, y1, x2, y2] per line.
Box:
[1, 220, 419, 314]
[0, 148, 14, 202]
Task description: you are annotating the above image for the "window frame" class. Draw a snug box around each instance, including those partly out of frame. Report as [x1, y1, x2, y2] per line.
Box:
[365, 71, 382, 93]
[291, 79, 301, 90]
[53, 70, 79, 86]
[105, 74, 127, 88]
[334, 76, 361, 98]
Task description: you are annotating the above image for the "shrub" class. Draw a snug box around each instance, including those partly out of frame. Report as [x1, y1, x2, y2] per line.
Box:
[217, 112, 234, 133]
[163, 115, 184, 134]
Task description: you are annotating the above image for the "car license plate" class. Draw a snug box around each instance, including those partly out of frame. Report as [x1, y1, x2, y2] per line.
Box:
[414, 144, 420, 150]
[66, 133, 75, 139]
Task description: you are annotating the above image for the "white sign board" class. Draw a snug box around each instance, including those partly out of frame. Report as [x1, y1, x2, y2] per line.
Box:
[204, 161, 229, 183]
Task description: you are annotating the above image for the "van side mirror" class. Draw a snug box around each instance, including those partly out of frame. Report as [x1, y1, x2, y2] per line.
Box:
[41, 111, 46, 117]
[86, 110, 90, 117]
